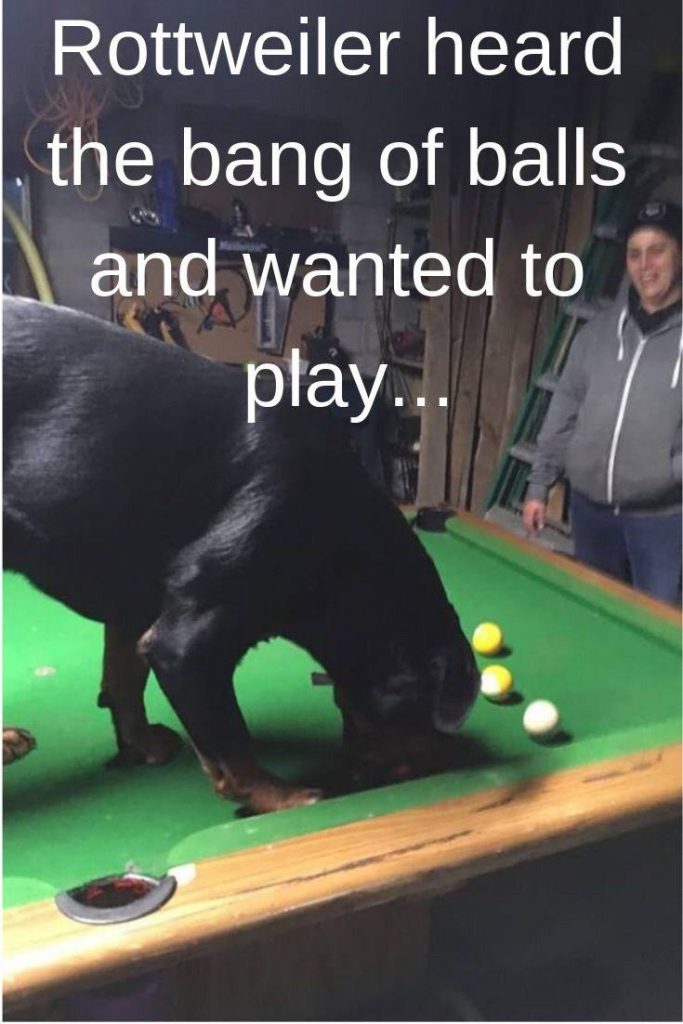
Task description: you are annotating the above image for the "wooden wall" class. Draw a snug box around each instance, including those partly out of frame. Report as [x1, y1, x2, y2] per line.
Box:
[417, 2, 602, 512]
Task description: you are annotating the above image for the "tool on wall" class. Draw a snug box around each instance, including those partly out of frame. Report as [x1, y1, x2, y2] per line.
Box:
[256, 277, 301, 354]
[196, 267, 252, 332]
[22, 63, 144, 203]
[301, 326, 349, 371]
[3, 198, 55, 302]
[128, 204, 160, 228]
[118, 301, 189, 349]
[230, 198, 253, 238]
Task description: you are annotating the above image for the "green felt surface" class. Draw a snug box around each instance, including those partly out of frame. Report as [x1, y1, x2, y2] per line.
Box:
[4, 518, 681, 909]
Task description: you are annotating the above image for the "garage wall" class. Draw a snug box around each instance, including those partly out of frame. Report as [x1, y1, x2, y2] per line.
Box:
[29, 101, 178, 319]
[13, 0, 681, 384]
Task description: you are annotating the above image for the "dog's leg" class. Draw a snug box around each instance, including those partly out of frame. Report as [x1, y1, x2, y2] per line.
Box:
[141, 614, 322, 813]
[99, 624, 182, 766]
[138, 485, 324, 813]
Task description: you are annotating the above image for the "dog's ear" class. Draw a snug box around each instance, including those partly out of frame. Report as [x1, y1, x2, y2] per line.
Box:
[431, 641, 480, 735]
[369, 662, 428, 720]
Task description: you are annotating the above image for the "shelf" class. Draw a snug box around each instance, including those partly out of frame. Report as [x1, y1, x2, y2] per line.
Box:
[390, 199, 430, 217]
[382, 273, 431, 301]
[389, 356, 424, 372]
[110, 226, 348, 263]
[388, 443, 420, 458]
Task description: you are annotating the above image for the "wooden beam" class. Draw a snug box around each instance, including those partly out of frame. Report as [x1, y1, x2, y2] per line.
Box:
[469, 0, 597, 512]
[444, 184, 482, 501]
[416, 143, 452, 507]
[447, 188, 501, 508]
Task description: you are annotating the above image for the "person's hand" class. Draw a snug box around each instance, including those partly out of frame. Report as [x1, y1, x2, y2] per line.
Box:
[522, 499, 546, 536]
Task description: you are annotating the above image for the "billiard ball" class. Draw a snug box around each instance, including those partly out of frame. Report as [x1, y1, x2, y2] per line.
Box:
[481, 665, 513, 702]
[472, 622, 503, 656]
[523, 700, 560, 740]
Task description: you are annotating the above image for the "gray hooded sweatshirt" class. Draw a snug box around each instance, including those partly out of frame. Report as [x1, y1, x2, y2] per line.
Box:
[527, 298, 682, 512]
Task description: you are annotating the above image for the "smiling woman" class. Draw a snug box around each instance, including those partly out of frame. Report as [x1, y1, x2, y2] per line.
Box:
[625, 203, 683, 313]
[524, 200, 682, 604]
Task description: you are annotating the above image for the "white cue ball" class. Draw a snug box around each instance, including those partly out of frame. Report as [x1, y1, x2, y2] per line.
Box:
[523, 700, 560, 740]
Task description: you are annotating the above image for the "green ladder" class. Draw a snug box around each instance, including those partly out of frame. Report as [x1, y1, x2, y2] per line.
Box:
[484, 140, 680, 553]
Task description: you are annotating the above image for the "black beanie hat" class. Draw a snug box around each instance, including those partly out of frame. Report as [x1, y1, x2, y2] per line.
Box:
[626, 200, 682, 246]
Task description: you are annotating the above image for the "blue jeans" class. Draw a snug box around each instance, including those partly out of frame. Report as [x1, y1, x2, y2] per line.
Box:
[570, 491, 682, 605]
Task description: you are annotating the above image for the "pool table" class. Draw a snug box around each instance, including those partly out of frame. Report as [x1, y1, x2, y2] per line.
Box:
[3, 511, 681, 1020]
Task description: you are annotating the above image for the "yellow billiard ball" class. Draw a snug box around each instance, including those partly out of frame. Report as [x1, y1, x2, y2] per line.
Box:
[472, 622, 503, 656]
[481, 665, 513, 702]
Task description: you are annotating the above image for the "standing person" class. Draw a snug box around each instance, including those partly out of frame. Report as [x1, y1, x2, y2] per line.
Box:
[523, 200, 682, 604]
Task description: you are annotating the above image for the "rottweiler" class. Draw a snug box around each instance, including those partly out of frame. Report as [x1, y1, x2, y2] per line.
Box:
[3, 296, 480, 812]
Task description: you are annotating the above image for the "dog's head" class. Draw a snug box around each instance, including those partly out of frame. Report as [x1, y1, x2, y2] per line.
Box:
[371, 630, 480, 738]
[296, 509, 481, 776]
[328, 605, 480, 774]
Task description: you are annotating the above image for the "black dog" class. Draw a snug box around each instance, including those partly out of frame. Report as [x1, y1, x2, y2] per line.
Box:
[3, 297, 479, 812]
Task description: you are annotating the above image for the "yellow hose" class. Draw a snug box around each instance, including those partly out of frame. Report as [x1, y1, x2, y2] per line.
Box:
[3, 199, 55, 303]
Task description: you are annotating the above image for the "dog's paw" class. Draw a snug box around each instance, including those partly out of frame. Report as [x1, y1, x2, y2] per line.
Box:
[3, 727, 37, 766]
[243, 783, 324, 815]
[199, 753, 324, 814]
[108, 724, 182, 768]
[139, 723, 183, 765]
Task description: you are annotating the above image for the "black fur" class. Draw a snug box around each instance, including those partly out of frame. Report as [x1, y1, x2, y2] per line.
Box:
[3, 297, 479, 808]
